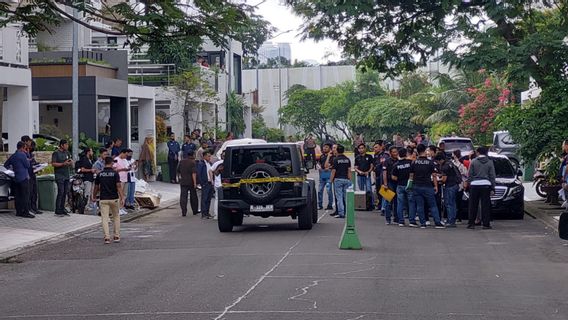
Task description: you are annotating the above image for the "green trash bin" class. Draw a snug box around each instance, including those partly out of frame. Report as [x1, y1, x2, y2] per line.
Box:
[159, 163, 170, 182]
[524, 161, 535, 182]
[37, 174, 57, 212]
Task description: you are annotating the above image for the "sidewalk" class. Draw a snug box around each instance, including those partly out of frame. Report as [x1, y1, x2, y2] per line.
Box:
[0, 181, 180, 260]
[522, 182, 562, 232]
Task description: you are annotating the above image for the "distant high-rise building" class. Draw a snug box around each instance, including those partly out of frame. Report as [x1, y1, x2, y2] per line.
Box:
[258, 42, 291, 64]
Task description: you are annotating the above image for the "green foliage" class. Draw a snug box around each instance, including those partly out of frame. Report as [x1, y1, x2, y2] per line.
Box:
[347, 96, 417, 140]
[252, 117, 284, 142]
[78, 133, 102, 153]
[279, 85, 328, 139]
[1, 1, 273, 59]
[497, 78, 568, 161]
[285, 0, 568, 91]
[429, 122, 459, 142]
[227, 92, 248, 137]
[36, 165, 54, 176]
[34, 138, 57, 152]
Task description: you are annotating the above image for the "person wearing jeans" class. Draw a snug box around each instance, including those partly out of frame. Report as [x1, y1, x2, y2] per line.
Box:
[354, 143, 374, 209]
[330, 145, 352, 218]
[391, 148, 416, 226]
[435, 152, 460, 227]
[51, 140, 73, 216]
[409, 144, 445, 229]
[382, 146, 399, 224]
[198, 151, 214, 219]
[318, 144, 334, 210]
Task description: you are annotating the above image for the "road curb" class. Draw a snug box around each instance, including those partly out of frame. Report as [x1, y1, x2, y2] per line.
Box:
[524, 200, 561, 233]
[0, 199, 179, 263]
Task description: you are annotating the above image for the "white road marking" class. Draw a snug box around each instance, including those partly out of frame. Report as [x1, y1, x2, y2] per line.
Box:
[213, 238, 304, 320]
[288, 280, 324, 309]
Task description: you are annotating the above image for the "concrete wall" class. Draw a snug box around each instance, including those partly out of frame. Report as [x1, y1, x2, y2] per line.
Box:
[1, 24, 28, 66]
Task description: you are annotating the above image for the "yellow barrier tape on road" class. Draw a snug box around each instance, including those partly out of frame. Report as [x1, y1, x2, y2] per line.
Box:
[222, 176, 305, 188]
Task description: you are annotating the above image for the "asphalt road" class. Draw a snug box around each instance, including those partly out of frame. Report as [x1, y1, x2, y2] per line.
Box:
[1, 204, 568, 320]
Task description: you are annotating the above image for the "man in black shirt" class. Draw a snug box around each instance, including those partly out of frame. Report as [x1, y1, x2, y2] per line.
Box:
[435, 152, 459, 227]
[76, 147, 96, 211]
[382, 146, 399, 224]
[92, 157, 124, 244]
[354, 143, 374, 209]
[372, 140, 387, 212]
[318, 143, 334, 210]
[409, 144, 445, 229]
[330, 145, 352, 219]
[391, 148, 417, 227]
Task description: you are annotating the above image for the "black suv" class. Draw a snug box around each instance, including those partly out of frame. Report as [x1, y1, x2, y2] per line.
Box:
[460, 153, 525, 220]
[217, 143, 318, 232]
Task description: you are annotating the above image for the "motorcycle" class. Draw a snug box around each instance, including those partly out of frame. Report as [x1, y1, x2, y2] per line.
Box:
[69, 174, 88, 215]
[533, 168, 546, 198]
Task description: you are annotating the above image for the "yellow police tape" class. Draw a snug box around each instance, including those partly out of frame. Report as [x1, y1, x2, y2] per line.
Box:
[222, 176, 306, 188]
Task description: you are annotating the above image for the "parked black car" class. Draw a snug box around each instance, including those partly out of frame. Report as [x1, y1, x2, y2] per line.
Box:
[217, 143, 318, 232]
[460, 153, 525, 220]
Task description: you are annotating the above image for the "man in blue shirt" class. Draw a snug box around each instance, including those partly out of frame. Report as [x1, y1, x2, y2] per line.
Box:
[4, 141, 33, 218]
[181, 134, 196, 158]
[167, 133, 181, 183]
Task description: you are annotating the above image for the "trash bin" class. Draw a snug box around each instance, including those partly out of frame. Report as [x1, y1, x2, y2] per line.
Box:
[37, 174, 57, 212]
[159, 163, 170, 182]
[524, 161, 535, 183]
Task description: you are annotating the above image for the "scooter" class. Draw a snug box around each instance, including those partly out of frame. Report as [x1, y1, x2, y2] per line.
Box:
[69, 174, 88, 215]
[533, 168, 546, 198]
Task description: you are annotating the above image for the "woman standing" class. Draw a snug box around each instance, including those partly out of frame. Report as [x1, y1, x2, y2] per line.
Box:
[139, 137, 155, 181]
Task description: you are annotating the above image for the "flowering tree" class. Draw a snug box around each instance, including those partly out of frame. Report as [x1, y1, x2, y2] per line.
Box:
[458, 71, 513, 145]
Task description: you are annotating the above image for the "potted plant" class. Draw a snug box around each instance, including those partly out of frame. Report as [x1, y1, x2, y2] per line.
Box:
[541, 155, 562, 205]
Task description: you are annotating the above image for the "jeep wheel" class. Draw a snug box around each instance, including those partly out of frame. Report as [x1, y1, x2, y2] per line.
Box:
[240, 163, 281, 205]
[311, 186, 318, 224]
[231, 212, 244, 226]
[218, 209, 234, 232]
[299, 193, 313, 230]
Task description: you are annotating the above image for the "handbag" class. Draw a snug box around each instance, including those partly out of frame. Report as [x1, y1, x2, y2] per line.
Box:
[379, 185, 396, 202]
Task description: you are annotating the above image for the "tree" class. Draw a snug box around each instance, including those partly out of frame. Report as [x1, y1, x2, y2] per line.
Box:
[227, 92, 248, 137]
[347, 96, 417, 140]
[172, 67, 218, 133]
[285, 0, 568, 90]
[459, 72, 513, 145]
[497, 77, 568, 161]
[279, 85, 328, 140]
[1, 1, 274, 56]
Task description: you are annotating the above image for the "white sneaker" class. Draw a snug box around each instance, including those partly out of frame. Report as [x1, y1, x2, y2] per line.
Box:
[119, 209, 128, 216]
[414, 216, 420, 221]
[425, 221, 431, 226]
[398, 223, 405, 227]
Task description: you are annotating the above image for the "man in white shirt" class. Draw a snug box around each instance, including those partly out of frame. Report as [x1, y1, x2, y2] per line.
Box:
[211, 159, 224, 220]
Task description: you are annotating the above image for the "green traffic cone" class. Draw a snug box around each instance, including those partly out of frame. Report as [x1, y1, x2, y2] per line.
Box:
[339, 188, 362, 250]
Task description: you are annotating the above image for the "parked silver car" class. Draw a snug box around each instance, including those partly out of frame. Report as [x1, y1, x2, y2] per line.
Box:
[492, 131, 520, 170]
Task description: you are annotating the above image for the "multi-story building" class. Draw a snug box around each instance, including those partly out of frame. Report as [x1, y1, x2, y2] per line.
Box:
[0, 24, 35, 152]
[258, 42, 292, 64]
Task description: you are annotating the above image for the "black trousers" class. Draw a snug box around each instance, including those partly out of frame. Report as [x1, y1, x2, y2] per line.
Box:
[468, 186, 492, 227]
[29, 176, 38, 212]
[56, 179, 70, 214]
[15, 179, 30, 216]
[180, 185, 198, 215]
[168, 158, 178, 183]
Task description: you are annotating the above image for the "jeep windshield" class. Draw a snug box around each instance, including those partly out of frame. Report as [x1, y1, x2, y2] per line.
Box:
[231, 147, 293, 176]
[492, 157, 515, 178]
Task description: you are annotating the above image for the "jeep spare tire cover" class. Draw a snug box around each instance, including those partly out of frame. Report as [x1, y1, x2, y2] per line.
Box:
[240, 163, 281, 205]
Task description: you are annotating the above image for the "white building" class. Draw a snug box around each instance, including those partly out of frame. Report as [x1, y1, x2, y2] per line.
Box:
[0, 24, 35, 152]
[258, 42, 292, 64]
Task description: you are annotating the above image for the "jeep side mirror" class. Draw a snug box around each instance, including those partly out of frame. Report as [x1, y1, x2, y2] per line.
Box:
[517, 169, 523, 177]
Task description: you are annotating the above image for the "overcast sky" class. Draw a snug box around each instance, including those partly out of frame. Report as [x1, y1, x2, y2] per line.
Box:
[253, 0, 342, 63]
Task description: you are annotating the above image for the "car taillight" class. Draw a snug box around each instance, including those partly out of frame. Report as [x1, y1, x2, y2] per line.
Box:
[222, 179, 231, 184]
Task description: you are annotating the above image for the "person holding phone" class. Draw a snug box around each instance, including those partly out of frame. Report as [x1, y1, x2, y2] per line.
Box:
[52, 139, 73, 216]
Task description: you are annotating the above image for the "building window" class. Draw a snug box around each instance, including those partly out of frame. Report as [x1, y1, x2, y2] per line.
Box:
[107, 37, 117, 45]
